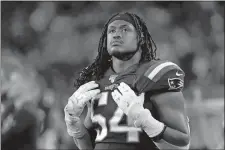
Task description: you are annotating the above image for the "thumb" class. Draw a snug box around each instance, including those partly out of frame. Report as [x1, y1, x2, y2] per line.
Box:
[65, 101, 74, 115]
[137, 93, 145, 104]
[86, 100, 91, 108]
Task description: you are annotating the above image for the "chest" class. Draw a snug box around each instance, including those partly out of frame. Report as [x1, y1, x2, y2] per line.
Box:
[92, 74, 156, 118]
[92, 76, 121, 122]
[91, 75, 158, 143]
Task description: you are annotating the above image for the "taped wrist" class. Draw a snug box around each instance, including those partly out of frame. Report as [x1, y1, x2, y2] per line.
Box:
[152, 125, 167, 142]
[140, 109, 165, 137]
[65, 114, 87, 138]
[128, 106, 165, 138]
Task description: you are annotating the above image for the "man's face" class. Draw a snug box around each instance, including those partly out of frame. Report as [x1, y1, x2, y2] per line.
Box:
[107, 20, 138, 59]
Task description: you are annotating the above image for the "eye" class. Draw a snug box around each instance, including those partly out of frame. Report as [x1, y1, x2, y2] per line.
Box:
[122, 28, 128, 32]
[108, 29, 115, 34]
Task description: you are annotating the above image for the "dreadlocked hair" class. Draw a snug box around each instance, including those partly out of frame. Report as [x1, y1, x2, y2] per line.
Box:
[75, 12, 158, 88]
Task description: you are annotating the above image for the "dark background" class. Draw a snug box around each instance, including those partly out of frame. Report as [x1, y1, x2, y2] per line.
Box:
[1, 1, 224, 149]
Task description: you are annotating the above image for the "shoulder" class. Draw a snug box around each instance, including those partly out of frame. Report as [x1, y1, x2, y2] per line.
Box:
[134, 60, 185, 95]
[139, 60, 184, 81]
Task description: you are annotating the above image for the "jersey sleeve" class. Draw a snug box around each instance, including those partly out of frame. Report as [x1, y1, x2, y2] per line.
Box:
[134, 61, 185, 95]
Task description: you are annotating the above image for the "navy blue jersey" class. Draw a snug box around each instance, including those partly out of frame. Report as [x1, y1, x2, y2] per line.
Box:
[90, 60, 185, 149]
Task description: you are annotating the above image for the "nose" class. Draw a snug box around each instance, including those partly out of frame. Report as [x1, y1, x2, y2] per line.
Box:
[113, 31, 122, 39]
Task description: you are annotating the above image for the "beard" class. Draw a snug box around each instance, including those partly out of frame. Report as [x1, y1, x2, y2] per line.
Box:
[110, 49, 138, 61]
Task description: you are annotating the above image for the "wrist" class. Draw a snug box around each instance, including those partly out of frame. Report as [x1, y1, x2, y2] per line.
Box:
[152, 125, 167, 142]
[66, 115, 87, 138]
[133, 108, 165, 138]
[127, 103, 145, 121]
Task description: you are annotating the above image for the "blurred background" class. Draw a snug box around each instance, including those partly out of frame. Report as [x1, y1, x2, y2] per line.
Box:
[1, 1, 224, 150]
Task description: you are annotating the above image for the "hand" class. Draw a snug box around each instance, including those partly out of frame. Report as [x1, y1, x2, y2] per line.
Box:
[111, 82, 165, 137]
[111, 82, 144, 115]
[64, 101, 86, 138]
[68, 81, 100, 117]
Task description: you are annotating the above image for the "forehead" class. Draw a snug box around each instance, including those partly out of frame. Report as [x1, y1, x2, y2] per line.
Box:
[108, 20, 135, 28]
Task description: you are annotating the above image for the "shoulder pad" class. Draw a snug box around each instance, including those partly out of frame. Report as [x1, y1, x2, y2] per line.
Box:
[133, 61, 185, 95]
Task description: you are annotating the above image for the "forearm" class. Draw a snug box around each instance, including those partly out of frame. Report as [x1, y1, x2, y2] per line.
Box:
[74, 113, 94, 150]
[65, 113, 94, 149]
[67, 106, 94, 150]
[153, 138, 190, 150]
[73, 131, 93, 150]
[130, 106, 190, 149]
[83, 106, 93, 129]
[158, 126, 189, 147]
[141, 110, 189, 147]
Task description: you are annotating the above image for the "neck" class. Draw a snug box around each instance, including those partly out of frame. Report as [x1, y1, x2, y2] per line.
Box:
[112, 50, 141, 73]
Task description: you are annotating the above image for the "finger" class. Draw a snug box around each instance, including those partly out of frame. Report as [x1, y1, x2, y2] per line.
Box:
[64, 103, 72, 113]
[138, 93, 145, 104]
[72, 84, 98, 99]
[117, 84, 130, 95]
[111, 91, 119, 104]
[111, 90, 121, 104]
[67, 100, 74, 108]
[65, 113, 73, 123]
[92, 93, 102, 100]
[86, 100, 91, 108]
[113, 89, 122, 98]
[85, 89, 101, 98]
[120, 82, 131, 91]
[82, 89, 101, 103]
[64, 102, 74, 115]
[76, 81, 99, 93]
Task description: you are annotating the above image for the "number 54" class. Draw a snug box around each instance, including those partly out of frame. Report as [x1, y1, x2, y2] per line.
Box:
[91, 92, 142, 142]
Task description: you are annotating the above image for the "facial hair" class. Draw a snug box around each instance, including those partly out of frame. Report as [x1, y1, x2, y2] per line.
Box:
[111, 50, 138, 61]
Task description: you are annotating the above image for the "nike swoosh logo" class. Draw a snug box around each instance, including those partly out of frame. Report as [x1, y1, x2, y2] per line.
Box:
[176, 71, 183, 76]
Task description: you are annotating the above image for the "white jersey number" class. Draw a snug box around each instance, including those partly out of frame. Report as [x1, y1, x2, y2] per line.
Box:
[91, 92, 141, 142]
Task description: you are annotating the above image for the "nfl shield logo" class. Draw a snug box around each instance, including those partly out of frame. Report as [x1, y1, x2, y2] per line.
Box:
[109, 75, 118, 83]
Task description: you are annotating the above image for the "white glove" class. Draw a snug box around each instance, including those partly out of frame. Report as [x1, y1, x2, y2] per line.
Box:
[69, 81, 100, 117]
[111, 82, 165, 138]
[64, 100, 86, 138]
[111, 82, 144, 115]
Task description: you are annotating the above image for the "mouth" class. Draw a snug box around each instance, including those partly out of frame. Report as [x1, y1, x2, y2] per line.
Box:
[111, 41, 123, 46]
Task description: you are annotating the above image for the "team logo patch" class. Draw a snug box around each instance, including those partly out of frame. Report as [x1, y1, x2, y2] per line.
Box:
[109, 75, 118, 83]
[168, 78, 184, 90]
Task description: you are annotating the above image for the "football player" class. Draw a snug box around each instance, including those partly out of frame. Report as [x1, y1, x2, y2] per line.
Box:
[64, 12, 190, 150]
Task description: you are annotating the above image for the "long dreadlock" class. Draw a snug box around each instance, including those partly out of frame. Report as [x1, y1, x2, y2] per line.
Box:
[75, 12, 158, 88]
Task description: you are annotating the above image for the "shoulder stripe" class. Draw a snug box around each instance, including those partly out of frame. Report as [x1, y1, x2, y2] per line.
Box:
[146, 62, 180, 81]
[153, 65, 179, 82]
[144, 61, 166, 78]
